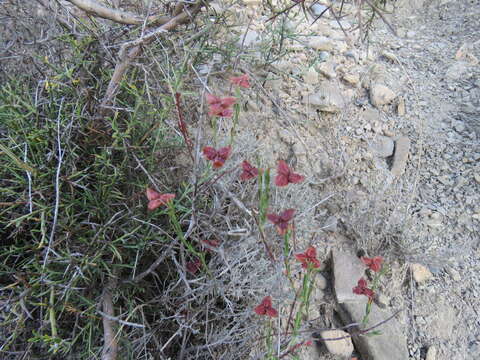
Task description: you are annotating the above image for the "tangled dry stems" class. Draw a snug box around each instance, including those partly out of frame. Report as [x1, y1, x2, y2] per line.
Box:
[0, 0, 401, 358]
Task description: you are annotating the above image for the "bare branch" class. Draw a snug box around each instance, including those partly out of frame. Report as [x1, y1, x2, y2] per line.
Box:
[97, 2, 204, 120]
[65, 0, 169, 25]
[101, 277, 118, 360]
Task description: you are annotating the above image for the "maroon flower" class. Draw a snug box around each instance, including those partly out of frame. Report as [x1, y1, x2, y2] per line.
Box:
[353, 278, 375, 300]
[206, 93, 236, 117]
[267, 209, 295, 235]
[275, 160, 304, 187]
[230, 74, 250, 88]
[295, 246, 321, 269]
[146, 188, 175, 211]
[186, 258, 201, 275]
[203, 146, 231, 169]
[201, 239, 220, 253]
[240, 160, 259, 181]
[361, 256, 383, 272]
[254, 296, 278, 317]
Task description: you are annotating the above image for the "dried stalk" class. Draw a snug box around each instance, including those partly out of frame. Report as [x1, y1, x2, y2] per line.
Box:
[101, 276, 118, 360]
[65, 0, 169, 25]
[96, 2, 203, 120]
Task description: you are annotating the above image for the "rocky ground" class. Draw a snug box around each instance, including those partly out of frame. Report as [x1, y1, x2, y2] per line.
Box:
[228, 0, 480, 358]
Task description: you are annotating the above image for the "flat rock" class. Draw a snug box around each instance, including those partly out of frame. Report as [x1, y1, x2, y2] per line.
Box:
[410, 263, 432, 283]
[310, 3, 329, 17]
[391, 136, 410, 177]
[428, 302, 457, 339]
[305, 82, 344, 113]
[332, 250, 366, 303]
[323, 215, 338, 232]
[426, 346, 437, 360]
[370, 135, 395, 157]
[319, 330, 354, 357]
[308, 36, 335, 52]
[370, 83, 396, 108]
[318, 61, 336, 79]
[338, 299, 408, 360]
[303, 67, 319, 85]
[397, 96, 406, 115]
[343, 73, 359, 85]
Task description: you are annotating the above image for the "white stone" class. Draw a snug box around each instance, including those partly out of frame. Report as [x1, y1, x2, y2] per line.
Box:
[320, 330, 354, 357]
[370, 83, 396, 107]
[410, 263, 433, 284]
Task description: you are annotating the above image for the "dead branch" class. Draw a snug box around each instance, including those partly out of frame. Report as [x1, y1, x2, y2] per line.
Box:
[65, 0, 169, 25]
[101, 276, 118, 360]
[96, 2, 204, 120]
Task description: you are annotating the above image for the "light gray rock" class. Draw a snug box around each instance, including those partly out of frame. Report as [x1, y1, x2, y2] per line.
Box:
[318, 61, 336, 79]
[391, 136, 410, 177]
[343, 73, 359, 85]
[370, 135, 395, 158]
[410, 263, 433, 283]
[303, 67, 319, 85]
[310, 3, 329, 16]
[316, 273, 328, 290]
[446, 267, 461, 281]
[375, 293, 390, 309]
[308, 36, 335, 52]
[332, 250, 366, 303]
[323, 215, 338, 232]
[370, 83, 396, 107]
[426, 345, 437, 360]
[338, 299, 408, 360]
[428, 302, 457, 339]
[305, 83, 344, 113]
[319, 330, 354, 357]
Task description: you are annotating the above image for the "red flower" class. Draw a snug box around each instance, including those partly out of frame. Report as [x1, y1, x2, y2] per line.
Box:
[146, 188, 175, 211]
[240, 160, 259, 181]
[186, 258, 201, 274]
[230, 74, 250, 88]
[201, 239, 220, 253]
[353, 278, 375, 300]
[254, 296, 278, 317]
[295, 246, 321, 269]
[203, 146, 231, 168]
[206, 93, 236, 117]
[361, 256, 383, 272]
[267, 209, 295, 235]
[275, 160, 305, 187]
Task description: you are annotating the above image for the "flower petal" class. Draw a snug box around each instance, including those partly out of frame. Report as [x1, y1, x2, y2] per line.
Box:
[277, 160, 290, 176]
[267, 213, 280, 224]
[159, 193, 175, 203]
[254, 304, 266, 315]
[221, 97, 236, 107]
[280, 209, 295, 221]
[203, 146, 218, 160]
[266, 307, 278, 317]
[206, 93, 220, 105]
[217, 146, 231, 160]
[148, 199, 164, 211]
[146, 187, 161, 201]
[288, 172, 305, 184]
[305, 246, 316, 259]
[275, 174, 289, 187]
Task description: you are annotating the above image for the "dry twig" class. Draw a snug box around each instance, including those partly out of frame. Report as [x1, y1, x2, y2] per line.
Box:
[65, 0, 169, 25]
[96, 2, 204, 120]
[101, 276, 118, 360]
